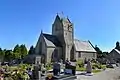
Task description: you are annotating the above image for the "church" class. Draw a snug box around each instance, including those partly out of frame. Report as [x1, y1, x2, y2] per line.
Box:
[35, 14, 97, 63]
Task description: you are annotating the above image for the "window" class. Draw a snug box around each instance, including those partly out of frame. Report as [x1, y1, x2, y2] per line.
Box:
[78, 52, 81, 57]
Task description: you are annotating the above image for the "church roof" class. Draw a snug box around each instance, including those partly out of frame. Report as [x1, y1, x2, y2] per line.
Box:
[112, 49, 120, 54]
[74, 39, 96, 52]
[43, 33, 62, 47]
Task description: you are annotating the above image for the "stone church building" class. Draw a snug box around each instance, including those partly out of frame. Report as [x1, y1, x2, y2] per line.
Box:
[35, 14, 97, 63]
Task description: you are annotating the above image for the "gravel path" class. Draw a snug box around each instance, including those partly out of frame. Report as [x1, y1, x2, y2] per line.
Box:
[76, 67, 120, 80]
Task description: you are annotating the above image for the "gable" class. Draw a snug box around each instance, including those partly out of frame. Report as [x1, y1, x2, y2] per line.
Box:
[74, 39, 96, 52]
[35, 32, 46, 54]
[110, 49, 120, 55]
[43, 33, 62, 47]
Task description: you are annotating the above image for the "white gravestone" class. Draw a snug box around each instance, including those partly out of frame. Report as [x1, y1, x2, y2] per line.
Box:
[60, 60, 64, 73]
[35, 56, 41, 65]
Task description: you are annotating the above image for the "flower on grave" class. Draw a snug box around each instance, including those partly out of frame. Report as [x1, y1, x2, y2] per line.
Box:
[47, 73, 53, 79]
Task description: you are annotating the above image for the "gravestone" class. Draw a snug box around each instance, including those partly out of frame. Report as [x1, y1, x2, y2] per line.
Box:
[60, 59, 64, 73]
[53, 62, 60, 76]
[35, 56, 41, 65]
[41, 64, 46, 76]
[86, 59, 92, 75]
[32, 56, 41, 80]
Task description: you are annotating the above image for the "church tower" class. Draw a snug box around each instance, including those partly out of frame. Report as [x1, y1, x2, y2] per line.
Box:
[52, 13, 74, 61]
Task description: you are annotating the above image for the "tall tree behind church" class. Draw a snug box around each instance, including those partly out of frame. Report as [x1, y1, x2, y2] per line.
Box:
[94, 45, 102, 58]
[20, 44, 28, 59]
[28, 45, 35, 55]
[115, 41, 120, 51]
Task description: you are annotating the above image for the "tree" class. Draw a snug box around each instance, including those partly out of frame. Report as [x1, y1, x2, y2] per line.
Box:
[102, 52, 109, 58]
[0, 48, 5, 62]
[94, 45, 102, 58]
[13, 44, 21, 59]
[94, 45, 102, 54]
[20, 44, 28, 59]
[28, 45, 35, 55]
[115, 41, 120, 51]
[0, 48, 4, 56]
[4, 50, 13, 61]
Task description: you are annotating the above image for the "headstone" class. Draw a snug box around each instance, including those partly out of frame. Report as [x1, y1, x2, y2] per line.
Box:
[60, 59, 64, 69]
[86, 59, 92, 74]
[41, 64, 46, 75]
[60, 59, 64, 73]
[32, 56, 41, 80]
[35, 56, 41, 65]
[32, 65, 41, 80]
[53, 62, 60, 76]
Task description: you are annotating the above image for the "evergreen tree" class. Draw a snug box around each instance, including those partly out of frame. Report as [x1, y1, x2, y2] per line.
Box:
[4, 50, 13, 61]
[102, 52, 109, 58]
[28, 45, 35, 55]
[13, 44, 21, 59]
[20, 44, 28, 59]
[0, 48, 4, 56]
[94, 45, 102, 58]
[115, 41, 120, 51]
[0, 48, 4, 62]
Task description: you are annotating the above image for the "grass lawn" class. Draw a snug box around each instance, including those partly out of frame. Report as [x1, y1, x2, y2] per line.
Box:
[92, 69, 101, 73]
[76, 66, 102, 73]
[76, 66, 86, 71]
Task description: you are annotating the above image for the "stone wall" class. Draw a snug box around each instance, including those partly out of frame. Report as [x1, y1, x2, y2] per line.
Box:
[75, 51, 97, 60]
[46, 47, 62, 63]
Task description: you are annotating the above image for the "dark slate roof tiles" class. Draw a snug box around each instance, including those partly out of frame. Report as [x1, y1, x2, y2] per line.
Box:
[42, 33, 62, 47]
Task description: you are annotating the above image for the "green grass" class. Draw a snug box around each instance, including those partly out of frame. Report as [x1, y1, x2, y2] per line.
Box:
[76, 65, 102, 73]
[76, 66, 101, 73]
[76, 66, 86, 71]
[92, 69, 101, 73]
[101, 65, 106, 69]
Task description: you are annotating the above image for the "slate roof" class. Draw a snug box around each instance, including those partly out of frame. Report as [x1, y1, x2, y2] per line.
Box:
[113, 49, 120, 54]
[43, 33, 62, 47]
[74, 39, 96, 52]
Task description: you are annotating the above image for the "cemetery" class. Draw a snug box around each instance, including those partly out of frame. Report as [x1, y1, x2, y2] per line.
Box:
[0, 56, 118, 80]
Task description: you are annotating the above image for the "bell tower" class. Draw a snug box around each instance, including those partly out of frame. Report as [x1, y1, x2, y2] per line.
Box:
[52, 13, 74, 61]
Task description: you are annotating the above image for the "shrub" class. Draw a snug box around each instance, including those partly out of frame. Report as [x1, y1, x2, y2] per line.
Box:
[76, 66, 86, 71]
[76, 59, 84, 68]
[18, 64, 30, 70]
[92, 63, 101, 69]
[46, 63, 52, 70]
[92, 63, 106, 70]
[101, 65, 106, 69]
